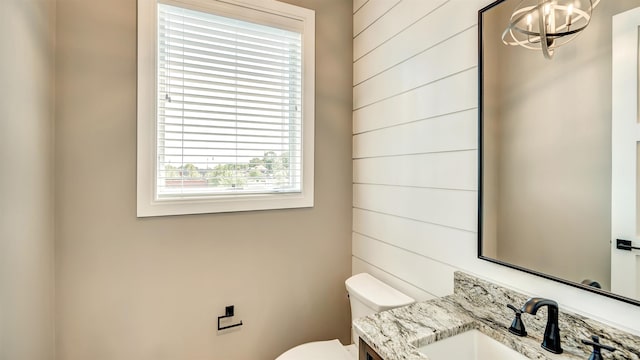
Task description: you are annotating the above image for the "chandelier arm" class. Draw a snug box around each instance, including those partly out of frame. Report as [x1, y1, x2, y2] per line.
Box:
[538, 0, 553, 59]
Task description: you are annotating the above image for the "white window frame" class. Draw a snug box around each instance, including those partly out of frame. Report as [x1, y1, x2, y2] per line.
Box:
[137, 0, 315, 217]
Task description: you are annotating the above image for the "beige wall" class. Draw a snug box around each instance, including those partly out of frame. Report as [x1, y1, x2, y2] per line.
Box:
[0, 0, 56, 359]
[54, 0, 352, 359]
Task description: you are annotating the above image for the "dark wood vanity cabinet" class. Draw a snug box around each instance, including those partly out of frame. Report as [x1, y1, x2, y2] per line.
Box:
[359, 338, 384, 360]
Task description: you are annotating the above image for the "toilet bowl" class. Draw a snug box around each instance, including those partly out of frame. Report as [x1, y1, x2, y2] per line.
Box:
[275, 340, 355, 360]
[275, 273, 414, 360]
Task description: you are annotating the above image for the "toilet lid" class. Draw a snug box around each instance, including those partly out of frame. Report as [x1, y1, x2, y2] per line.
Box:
[275, 339, 354, 360]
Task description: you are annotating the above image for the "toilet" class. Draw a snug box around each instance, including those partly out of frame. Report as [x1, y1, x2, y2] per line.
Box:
[276, 273, 415, 360]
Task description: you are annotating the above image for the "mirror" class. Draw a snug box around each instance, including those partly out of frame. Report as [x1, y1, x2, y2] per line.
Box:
[479, 0, 640, 305]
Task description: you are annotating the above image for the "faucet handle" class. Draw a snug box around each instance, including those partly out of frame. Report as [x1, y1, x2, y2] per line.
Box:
[581, 335, 616, 360]
[507, 304, 527, 336]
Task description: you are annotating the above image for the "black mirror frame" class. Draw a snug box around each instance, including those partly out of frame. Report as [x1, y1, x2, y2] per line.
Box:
[476, 0, 640, 307]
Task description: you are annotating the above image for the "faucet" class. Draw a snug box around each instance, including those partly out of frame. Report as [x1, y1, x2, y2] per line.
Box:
[521, 297, 563, 354]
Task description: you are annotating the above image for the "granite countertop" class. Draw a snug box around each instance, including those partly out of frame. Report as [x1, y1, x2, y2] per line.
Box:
[354, 294, 580, 360]
[353, 272, 640, 360]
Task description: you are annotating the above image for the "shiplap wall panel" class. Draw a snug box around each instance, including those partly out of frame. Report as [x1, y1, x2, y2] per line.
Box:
[352, 233, 455, 297]
[354, 0, 447, 61]
[354, 28, 477, 109]
[353, 69, 477, 134]
[353, 109, 477, 158]
[352, 257, 434, 302]
[353, 0, 401, 37]
[353, 150, 477, 190]
[353, 208, 477, 270]
[352, 0, 480, 301]
[352, 0, 640, 332]
[354, 0, 483, 85]
[353, 0, 368, 14]
[353, 184, 476, 231]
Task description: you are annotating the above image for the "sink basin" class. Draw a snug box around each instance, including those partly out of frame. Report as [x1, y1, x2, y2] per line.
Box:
[416, 330, 528, 360]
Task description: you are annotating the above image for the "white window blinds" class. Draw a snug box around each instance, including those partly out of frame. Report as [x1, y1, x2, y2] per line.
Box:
[156, 3, 303, 199]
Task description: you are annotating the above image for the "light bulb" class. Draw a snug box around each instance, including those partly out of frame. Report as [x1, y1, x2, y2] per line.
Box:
[544, 3, 552, 30]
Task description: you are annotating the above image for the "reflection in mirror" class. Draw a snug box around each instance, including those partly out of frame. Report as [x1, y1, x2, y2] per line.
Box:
[501, 0, 600, 59]
[479, 0, 640, 305]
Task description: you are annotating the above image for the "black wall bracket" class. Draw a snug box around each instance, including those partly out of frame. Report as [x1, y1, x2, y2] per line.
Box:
[217, 305, 243, 331]
[616, 239, 640, 251]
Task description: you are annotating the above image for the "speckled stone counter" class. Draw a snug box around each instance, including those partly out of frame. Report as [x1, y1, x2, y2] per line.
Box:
[353, 272, 640, 360]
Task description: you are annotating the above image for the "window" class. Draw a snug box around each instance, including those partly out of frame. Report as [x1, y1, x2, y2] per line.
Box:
[137, 0, 315, 217]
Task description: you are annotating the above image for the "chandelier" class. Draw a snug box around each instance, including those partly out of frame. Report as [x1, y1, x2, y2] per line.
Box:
[501, 0, 600, 59]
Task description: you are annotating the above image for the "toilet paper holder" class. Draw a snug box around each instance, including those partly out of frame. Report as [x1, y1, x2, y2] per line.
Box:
[217, 305, 243, 331]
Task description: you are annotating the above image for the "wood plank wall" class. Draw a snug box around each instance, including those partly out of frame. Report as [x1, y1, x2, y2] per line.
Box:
[352, 0, 490, 301]
[350, 1, 640, 335]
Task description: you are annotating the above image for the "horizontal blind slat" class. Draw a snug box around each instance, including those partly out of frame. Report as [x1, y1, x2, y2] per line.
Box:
[160, 136, 300, 145]
[159, 106, 300, 120]
[160, 82, 301, 102]
[158, 12, 301, 44]
[160, 155, 302, 164]
[161, 129, 299, 138]
[159, 98, 298, 114]
[160, 93, 299, 108]
[161, 60, 300, 83]
[161, 73, 300, 93]
[159, 9, 301, 44]
[161, 139, 300, 148]
[159, 116, 300, 127]
[158, 161, 301, 166]
[160, 40, 301, 70]
[159, 30, 301, 62]
[159, 169, 301, 173]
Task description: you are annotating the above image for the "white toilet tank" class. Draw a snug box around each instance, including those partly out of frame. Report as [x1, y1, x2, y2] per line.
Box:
[345, 273, 414, 344]
[275, 273, 414, 360]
